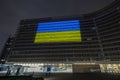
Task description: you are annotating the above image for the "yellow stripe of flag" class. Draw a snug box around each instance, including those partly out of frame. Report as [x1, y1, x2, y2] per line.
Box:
[34, 30, 81, 43]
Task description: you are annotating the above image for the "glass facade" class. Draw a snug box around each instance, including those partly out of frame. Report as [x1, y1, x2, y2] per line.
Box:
[100, 64, 120, 73]
[0, 63, 72, 76]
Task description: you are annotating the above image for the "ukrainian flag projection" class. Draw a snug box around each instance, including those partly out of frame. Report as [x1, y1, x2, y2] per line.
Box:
[34, 20, 82, 43]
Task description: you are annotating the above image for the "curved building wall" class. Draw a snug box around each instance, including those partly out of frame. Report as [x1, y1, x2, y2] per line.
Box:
[7, 0, 120, 63]
[93, 0, 120, 61]
[7, 18, 101, 62]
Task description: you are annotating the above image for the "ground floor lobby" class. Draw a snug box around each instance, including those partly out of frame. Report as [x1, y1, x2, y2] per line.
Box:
[0, 62, 120, 76]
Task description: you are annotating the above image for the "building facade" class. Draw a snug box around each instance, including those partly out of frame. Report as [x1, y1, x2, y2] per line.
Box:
[4, 0, 120, 73]
[0, 37, 14, 63]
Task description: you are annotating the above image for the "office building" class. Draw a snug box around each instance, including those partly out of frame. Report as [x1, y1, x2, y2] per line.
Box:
[4, 0, 120, 74]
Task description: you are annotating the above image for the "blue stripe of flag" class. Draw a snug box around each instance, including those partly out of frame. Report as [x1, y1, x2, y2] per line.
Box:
[37, 20, 80, 32]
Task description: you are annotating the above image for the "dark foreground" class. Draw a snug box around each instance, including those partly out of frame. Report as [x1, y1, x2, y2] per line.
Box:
[0, 73, 120, 80]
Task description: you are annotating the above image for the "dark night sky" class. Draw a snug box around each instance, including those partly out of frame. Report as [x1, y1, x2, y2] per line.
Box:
[0, 0, 113, 53]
